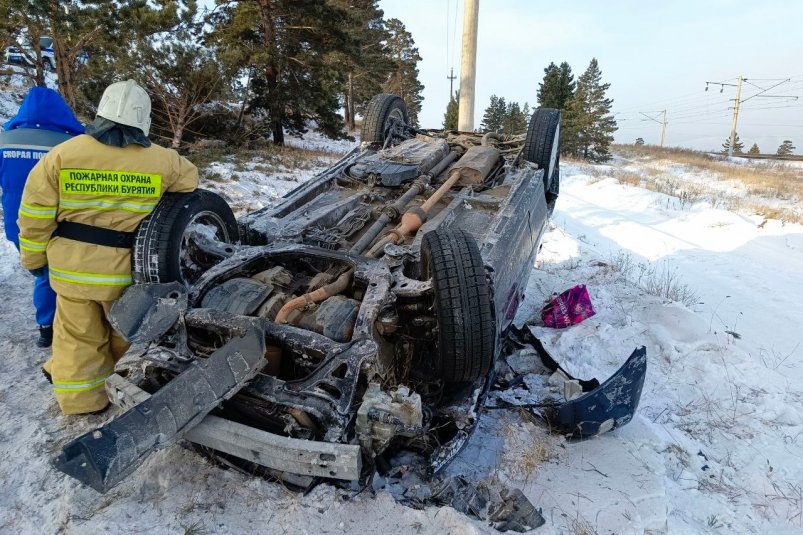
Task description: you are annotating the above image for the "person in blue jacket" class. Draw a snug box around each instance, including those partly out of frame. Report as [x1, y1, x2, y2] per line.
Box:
[0, 87, 84, 348]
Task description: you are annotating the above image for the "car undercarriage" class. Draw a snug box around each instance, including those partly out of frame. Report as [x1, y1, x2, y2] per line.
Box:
[54, 95, 646, 502]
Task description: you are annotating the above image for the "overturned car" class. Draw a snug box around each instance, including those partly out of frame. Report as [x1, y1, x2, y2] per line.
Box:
[55, 95, 646, 494]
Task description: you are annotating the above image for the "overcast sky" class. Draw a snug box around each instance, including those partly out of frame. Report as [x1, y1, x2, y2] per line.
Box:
[380, 0, 803, 152]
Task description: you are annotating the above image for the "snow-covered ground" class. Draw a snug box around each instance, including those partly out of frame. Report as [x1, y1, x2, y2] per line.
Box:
[514, 166, 803, 533]
[1, 84, 802, 532]
[197, 131, 357, 216]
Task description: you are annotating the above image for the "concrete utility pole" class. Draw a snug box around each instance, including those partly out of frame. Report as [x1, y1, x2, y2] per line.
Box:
[458, 0, 479, 132]
[447, 67, 456, 98]
[727, 76, 743, 157]
[639, 110, 668, 147]
[706, 76, 796, 156]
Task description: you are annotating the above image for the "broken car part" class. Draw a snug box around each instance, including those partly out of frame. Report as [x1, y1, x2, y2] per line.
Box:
[105, 374, 361, 480]
[54, 328, 266, 492]
[490, 325, 647, 439]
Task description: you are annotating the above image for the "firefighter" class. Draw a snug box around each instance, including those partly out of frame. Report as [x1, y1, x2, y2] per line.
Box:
[18, 80, 199, 415]
[0, 87, 84, 347]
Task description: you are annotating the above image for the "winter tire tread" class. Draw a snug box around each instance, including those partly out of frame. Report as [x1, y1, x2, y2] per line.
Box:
[422, 227, 495, 382]
[361, 93, 409, 144]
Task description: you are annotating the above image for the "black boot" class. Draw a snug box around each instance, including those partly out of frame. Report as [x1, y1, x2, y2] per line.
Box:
[37, 325, 53, 348]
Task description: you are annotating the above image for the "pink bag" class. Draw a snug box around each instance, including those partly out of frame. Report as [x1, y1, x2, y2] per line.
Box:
[541, 284, 595, 328]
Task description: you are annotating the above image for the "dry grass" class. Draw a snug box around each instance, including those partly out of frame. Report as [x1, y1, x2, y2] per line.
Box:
[610, 251, 699, 307]
[615, 170, 642, 187]
[502, 418, 554, 481]
[187, 139, 341, 171]
[608, 144, 803, 223]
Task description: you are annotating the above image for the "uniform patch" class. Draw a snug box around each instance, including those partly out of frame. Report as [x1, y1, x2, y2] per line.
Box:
[60, 169, 162, 198]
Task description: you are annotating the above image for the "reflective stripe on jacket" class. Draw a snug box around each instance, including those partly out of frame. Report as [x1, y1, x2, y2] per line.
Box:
[18, 134, 199, 300]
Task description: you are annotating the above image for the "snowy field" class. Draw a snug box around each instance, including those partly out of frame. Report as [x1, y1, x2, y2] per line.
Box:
[1, 87, 802, 531]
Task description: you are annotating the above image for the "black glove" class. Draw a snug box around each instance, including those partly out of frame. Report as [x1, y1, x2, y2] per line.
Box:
[29, 266, 47, 278]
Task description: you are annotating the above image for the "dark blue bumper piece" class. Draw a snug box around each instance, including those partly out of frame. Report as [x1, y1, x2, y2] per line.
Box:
[553, 346, 647, 438]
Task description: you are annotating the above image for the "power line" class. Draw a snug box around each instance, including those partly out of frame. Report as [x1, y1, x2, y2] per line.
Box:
[639, 110, 667, 146]
[741, 103, 803, 110]
[445, 0, 460, 99]
[704, 76, 799, 156]
[740, 78, 798, 104]
[613, 88, 726, 114]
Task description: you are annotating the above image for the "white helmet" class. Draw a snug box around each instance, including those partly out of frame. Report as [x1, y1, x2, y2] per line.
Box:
[96, 79, 152, 136]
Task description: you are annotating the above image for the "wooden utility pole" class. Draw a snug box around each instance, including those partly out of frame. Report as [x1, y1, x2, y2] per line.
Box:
[447, 67, 456, 98]
[458, 0, 479, 132]
[727, 76, 743, 157]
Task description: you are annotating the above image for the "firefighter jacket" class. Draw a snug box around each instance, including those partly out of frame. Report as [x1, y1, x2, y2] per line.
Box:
[0, 87, 84, 245]
[18, 134, 199, 301]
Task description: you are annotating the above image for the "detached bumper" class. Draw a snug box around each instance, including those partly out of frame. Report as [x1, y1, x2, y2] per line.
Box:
[552, 347, 646, 438]
[498, 326, 647, 439]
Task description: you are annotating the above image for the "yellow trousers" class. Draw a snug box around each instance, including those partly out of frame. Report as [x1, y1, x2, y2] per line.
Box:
[44, 295, 129, 415]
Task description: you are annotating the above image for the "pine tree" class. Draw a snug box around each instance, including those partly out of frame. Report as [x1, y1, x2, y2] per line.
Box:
[480, 95, 506, 132]
[776, 140, 796, 156]
[748, 143, 760, 155]
[443, 91, 459, 130]
[382, 18, 424, 126]
[0, 1, 50, 87]
[0, 1, 185, 109]
[127, 16, 230, 148]
[209, 0, 355, 144]
[537, 61, 575, 110]
[721, 133, 744, 155]
[635, 137, 645, 145]
[563, 58, 617, 161]
[335, 1, 395, 131]
[502, 101, 527, 135]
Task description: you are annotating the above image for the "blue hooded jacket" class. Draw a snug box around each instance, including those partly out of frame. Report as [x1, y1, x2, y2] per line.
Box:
[0, 87, 84, 244]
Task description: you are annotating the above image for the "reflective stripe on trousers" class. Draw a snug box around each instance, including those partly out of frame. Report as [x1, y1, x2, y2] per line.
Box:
[49, 266, 132, 286]
[52, 374, 108, 393]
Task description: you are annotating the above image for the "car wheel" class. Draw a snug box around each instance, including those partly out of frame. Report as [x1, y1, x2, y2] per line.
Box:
[133, 189, 238, 286]
[421, 227, 495, 382]
[361, 93, 409, 144]
[523, 108, 561, 204]
[43, 58, 55, 72]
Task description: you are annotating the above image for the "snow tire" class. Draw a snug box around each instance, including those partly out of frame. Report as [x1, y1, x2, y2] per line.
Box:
[422, 227, 496, 383]
[361, 94, 409, 144]
[523, 107, 561, 212]
[133, 189, 238, 286]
